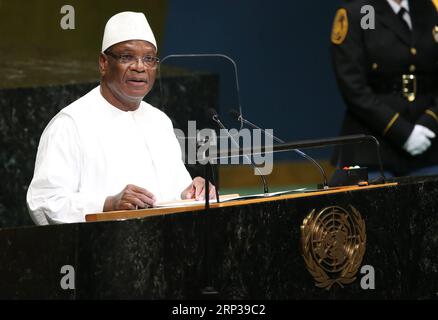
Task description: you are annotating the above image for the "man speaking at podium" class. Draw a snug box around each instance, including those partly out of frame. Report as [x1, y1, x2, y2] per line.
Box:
[26, 12, 215, 225]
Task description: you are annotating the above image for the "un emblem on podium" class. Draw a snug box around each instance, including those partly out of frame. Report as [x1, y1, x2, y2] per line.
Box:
[301, 206, 366, 290]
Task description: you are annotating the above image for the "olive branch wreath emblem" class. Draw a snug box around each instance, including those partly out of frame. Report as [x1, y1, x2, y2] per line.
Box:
[301, 206, 366, 290]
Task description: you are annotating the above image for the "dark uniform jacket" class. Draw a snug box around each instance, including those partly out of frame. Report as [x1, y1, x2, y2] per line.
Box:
[331, 0, 438, 175]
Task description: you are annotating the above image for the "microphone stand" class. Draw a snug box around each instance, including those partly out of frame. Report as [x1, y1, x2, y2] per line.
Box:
[210, 111, 270, 195]
[198, 140, 219, 297]
[234, 112, 329, 189]
[204, 134, 386, 184]
[197, 137, 220, 205]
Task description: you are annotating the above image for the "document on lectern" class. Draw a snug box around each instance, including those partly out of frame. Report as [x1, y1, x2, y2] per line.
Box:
[155, 194, 241, 207]
[155, 188, 315, 208]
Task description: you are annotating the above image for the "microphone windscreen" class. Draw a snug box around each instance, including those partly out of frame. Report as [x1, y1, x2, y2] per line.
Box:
[228, 109, 241, 120]
[206, 108, 219, 120]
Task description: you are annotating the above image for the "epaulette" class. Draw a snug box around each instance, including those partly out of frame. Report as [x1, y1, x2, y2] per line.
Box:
[331, 8, 349, 45]
[432, 0, 438, 12]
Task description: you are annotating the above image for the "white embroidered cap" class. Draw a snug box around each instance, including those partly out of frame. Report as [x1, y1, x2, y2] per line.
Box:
[101, 11, 157, 53]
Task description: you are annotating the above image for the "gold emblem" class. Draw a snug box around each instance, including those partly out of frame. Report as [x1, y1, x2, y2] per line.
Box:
[433, 26, 438, 43]
[432, 0, 438, 12]
[301, 205, 366, 290]
[331, 8, 349, 45]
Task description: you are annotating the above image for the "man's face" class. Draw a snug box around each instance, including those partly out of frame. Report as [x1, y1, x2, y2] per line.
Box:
[99, 40, 157, 108]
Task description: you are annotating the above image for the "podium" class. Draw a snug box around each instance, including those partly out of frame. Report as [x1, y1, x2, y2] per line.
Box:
[1, 176, 438, 299]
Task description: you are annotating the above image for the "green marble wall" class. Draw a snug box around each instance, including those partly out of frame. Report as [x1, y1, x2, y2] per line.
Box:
[0, 0, 167, 88]
[1, 176, 438, 298]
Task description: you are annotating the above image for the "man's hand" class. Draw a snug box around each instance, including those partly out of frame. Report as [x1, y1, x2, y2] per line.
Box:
[403, 125, 436, 156]
[103, 184, 156, 211]
[181, 177, 216, 200]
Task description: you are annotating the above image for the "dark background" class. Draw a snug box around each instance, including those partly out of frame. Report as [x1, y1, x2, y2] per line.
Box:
[162, 1, 345, 145]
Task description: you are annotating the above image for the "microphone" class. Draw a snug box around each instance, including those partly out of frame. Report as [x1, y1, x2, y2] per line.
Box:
[229, 109, 329, 189]
[207, 109, 269, 195]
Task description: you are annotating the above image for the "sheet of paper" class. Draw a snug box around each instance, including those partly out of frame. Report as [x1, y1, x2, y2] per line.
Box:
[154, 194, 241, 208]
[154, 188, 315, 208]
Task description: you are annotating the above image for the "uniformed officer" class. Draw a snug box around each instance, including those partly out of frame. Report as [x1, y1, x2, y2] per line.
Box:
[331, 0, 438, 177]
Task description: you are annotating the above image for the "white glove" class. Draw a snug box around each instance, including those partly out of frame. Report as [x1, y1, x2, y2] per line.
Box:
[403, 125, 436, 156]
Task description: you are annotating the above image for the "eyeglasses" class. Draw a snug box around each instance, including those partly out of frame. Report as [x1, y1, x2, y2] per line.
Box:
[105, 51, 160, 69]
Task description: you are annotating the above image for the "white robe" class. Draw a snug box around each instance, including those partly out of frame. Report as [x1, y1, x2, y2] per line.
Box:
[27, 86, 192, 225]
